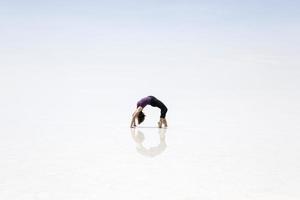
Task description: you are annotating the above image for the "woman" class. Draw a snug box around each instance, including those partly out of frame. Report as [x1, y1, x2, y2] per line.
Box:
[130, 96, 168, 128]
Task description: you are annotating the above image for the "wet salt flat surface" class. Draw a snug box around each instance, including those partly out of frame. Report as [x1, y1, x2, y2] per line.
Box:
[0, 79, 299, 199]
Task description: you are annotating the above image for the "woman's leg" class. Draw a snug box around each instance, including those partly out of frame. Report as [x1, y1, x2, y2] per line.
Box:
[163, 118, 168, 127]
[158, 106, 168, 128]
[158, 118, 167, 128]
[158, 119, 162, 128]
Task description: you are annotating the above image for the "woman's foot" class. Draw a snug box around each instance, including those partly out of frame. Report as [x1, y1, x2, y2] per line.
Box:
[162, 118, 168, 128]
[158, 121, 162, 128]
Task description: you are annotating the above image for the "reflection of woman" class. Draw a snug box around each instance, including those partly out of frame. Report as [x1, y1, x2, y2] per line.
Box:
[131, 128, 167, 157]
[130, 96, 168, 128]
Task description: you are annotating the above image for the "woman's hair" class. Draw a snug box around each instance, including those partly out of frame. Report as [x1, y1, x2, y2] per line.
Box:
[137, 111, 145, 124]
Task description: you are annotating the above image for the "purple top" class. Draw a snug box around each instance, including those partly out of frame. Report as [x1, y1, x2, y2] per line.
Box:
[137, 96, 151, 108]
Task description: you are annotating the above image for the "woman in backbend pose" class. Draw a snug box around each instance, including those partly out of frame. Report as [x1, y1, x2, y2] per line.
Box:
[130, 96, 168, 128]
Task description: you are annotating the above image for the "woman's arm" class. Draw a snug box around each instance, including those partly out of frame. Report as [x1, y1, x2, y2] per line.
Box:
[130, 107, 143, 128]
[130, 113, 136, 128]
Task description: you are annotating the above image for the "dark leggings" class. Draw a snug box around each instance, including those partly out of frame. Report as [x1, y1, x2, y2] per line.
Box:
[149, 96, 168, 118]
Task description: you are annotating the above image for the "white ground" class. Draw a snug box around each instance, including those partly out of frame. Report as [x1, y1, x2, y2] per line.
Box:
[0, 64, 299, 200]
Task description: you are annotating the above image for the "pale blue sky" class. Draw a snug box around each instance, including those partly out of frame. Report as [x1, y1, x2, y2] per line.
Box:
[1, 1, 299, 42]
[1, 0, 299, 69]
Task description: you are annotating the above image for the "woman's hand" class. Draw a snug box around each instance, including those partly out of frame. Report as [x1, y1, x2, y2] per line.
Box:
[130, 116, 137, 128]
[130, 107, 143, 128]
[130, 120, 136, 128]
